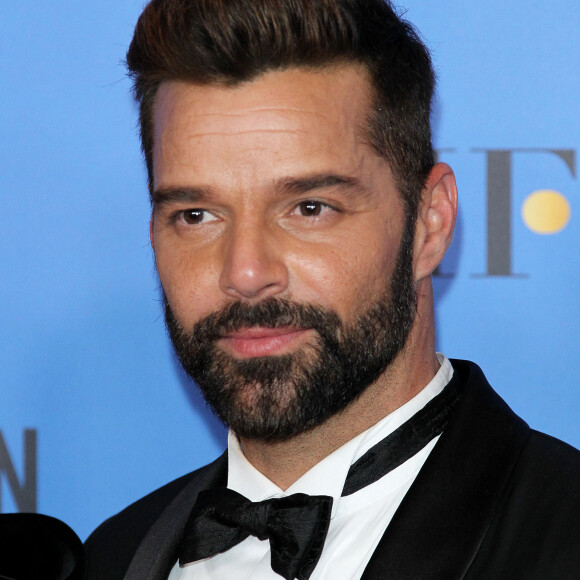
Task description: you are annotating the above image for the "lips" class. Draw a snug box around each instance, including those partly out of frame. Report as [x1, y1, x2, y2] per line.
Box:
[219, 326, 310, 358]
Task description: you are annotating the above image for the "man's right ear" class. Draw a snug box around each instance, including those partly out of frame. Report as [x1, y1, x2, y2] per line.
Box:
[149, 214, 155, 251]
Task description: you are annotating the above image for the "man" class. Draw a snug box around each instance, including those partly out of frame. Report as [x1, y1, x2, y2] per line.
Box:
[85, 0, 580, 578]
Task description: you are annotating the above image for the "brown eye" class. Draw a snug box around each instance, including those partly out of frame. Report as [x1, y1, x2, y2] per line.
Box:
[182, 209, 203, 224]
[297, 201, 323, 216]
[181, 209, 218, 225]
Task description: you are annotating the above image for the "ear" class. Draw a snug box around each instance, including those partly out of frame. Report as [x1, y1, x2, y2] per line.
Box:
[413, 162, 458, 280]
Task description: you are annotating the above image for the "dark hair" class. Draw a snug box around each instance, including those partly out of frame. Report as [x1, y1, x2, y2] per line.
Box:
[126, 0, 435, 218]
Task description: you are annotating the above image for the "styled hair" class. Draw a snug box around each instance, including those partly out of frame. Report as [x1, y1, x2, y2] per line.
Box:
[126, 0, 435, 218]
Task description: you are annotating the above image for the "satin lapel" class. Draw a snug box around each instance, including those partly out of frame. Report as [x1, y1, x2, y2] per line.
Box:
[361, 360, 531, 580]
[124, 453, 227, 580]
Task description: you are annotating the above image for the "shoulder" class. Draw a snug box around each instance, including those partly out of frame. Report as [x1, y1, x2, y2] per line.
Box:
[457, 358, 580, 515]
[84, 453, 227, 580]
[515, 429, 580, 499]
[470, 423, 580, 577]
[448, 360, 580, 576]
[86, 470, 197, 547]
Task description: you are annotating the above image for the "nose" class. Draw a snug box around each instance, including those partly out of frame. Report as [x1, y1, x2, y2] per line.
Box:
[219, 219, 289, 301]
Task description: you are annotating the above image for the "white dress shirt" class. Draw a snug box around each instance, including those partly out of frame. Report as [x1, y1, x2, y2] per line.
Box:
[169, 354, 453, 580]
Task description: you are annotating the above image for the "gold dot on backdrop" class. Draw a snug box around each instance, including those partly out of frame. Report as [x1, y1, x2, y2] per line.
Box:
[521, 190, 571, 235]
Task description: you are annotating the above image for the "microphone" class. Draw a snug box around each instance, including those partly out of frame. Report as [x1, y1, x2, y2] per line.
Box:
[0, 513, 84, 580]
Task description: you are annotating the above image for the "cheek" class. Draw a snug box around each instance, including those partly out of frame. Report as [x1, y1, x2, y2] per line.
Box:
[154, 245, 222, 325]
[286, 232, 398, 317]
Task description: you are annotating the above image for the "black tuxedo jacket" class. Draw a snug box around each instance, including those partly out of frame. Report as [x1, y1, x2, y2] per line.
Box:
[85, 360, 580, 579]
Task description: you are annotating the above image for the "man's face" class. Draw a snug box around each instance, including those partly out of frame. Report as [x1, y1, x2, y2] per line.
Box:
[151, 65, 417, 439]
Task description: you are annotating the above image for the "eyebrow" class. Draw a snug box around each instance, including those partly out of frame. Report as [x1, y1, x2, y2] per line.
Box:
[151, 173, 369, 207]
[276, 174, 365, 196]
[151, 186, 212, 207]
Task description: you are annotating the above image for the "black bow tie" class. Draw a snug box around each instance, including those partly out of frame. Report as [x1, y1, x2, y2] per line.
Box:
[179, 489, 332, 580]
[179, 372, 462, 579]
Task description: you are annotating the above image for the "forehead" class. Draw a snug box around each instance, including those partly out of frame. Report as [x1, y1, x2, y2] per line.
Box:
[154, 63, 373, 127]
[152, 65, 378, 188]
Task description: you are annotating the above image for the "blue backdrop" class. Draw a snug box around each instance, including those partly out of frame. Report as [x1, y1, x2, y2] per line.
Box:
[1, 1, 578, 540]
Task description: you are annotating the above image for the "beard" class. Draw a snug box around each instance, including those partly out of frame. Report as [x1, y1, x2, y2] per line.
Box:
[164, 216, 417, 441]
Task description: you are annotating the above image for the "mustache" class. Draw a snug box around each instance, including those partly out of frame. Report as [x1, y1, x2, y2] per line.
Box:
[165, 297, 343, 344]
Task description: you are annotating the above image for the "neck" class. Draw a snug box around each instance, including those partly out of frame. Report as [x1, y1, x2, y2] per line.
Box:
[239, 278, 438, 490]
